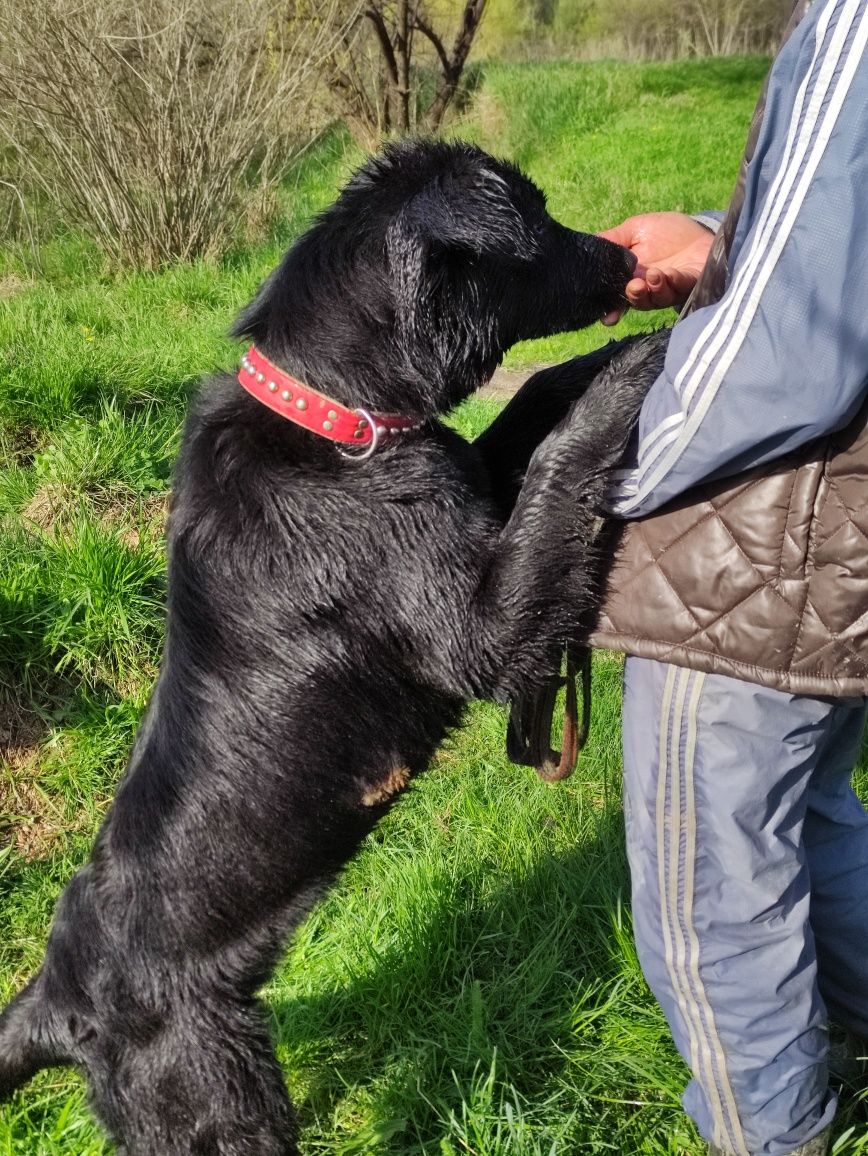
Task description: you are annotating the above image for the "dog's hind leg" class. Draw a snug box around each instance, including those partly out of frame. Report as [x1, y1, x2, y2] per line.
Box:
[0, 972, 69, 1099]
[87, 996, 298, 1156]
[0, 865, 110, 1100]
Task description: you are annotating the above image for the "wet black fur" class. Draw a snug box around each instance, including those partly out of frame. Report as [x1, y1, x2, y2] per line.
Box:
[0, 140, 668, 1154]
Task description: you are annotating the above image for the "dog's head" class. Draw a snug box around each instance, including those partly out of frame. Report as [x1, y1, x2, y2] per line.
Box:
[234, 140, 634, 414]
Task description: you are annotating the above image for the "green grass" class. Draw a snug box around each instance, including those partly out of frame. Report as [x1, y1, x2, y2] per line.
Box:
[457, 55, 768, 367]
[2, 57, 867, 1154]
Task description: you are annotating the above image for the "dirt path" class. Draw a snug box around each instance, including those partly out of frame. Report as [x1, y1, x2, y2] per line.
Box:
[478, 366, 540, 400]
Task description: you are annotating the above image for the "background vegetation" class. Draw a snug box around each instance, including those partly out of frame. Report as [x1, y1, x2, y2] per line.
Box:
[474, 0, 791, 59]
[1, 24, 866, 1156]
[0, 0, 354, 266]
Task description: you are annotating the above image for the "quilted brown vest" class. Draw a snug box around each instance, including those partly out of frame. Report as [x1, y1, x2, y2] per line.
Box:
[590, 0, 868, 696]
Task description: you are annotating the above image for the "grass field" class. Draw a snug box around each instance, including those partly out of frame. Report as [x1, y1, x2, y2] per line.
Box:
[2, 56, 867, 1154]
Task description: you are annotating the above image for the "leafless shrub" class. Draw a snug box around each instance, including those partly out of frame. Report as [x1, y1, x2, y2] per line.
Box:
[0, 177, 41, 270]
[327, 0, 487, 145]
[0, 0, 357, 266]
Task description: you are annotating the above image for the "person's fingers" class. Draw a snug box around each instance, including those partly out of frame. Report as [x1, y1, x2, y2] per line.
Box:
[644, 266, 679, 308]
[619, 269, 661, 311]
[625, 276, 654, 309]
[626, 279, 674, 310]
[626, 265, 700, 310]
[646, 267, 699, 308]
[663, 266, 699, 301]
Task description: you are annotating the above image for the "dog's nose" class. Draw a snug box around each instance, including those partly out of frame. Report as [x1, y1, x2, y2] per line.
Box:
[599, 236, 637, 277]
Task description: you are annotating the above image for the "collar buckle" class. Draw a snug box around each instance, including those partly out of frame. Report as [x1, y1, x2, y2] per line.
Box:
[335, 408, 380, 462]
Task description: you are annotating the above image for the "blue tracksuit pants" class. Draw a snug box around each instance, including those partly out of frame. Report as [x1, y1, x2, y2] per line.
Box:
[622, 657, 868, 1155]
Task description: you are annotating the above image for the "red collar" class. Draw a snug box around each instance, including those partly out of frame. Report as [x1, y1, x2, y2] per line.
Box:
[237, 347, 422, 458]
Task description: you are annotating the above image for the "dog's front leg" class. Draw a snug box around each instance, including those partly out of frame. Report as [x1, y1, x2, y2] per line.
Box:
[466, 330, 668, 702]
[473, 337, 640, 518]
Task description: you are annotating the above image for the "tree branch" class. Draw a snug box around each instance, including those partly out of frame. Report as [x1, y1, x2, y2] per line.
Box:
[396, 0, 410, 130]
[412, 12, 450, 76]
[424, 0, 487, 130]
[363, 5, 399, 88]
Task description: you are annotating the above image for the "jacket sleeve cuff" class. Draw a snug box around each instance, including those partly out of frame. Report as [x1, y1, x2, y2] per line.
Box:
[691, 211, 725, 233]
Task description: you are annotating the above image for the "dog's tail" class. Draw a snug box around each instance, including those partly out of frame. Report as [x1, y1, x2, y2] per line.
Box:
[0, 972, 71, 1099]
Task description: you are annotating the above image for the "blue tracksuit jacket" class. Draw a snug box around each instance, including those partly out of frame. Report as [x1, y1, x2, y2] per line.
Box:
[610, 0, 868, 518]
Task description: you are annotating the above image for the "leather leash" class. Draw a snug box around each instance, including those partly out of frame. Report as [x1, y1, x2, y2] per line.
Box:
[506, 649, 591, 782]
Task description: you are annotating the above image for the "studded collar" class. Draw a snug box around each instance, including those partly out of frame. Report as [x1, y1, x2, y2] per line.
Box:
[237, 347, 423, 459]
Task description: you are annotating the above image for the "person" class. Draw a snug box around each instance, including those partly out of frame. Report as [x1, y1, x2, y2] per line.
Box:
[588, 2, 868, 1154]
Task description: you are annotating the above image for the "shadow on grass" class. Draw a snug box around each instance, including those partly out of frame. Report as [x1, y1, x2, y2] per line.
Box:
[269, 731, 868, 1153]
[1, 647, 866, 1151]
[268, 809, 662, 1152]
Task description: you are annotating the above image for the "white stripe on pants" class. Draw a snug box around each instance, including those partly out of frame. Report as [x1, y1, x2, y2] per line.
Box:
[622, 657, 868, 1155]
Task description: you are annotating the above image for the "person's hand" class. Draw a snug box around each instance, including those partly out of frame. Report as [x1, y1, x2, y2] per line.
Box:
[599, 212, 716, 324]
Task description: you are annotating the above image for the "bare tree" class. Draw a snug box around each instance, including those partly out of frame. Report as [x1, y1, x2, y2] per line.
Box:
[679, 0, 762, 55]
[329, 0, 487, 143]
[0, 0, 357, 267]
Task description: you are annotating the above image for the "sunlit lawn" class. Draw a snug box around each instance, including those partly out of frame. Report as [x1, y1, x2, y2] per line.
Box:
[2, 56, 866, 1154]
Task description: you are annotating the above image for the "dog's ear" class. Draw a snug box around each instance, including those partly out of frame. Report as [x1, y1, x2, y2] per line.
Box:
[230, 280, 272, 345]
[387, 165, 540, 337]
[400, 166, 540, 261]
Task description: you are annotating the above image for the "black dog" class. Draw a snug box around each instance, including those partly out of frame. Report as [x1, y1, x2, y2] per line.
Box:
[0, 140, 666, 1154]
